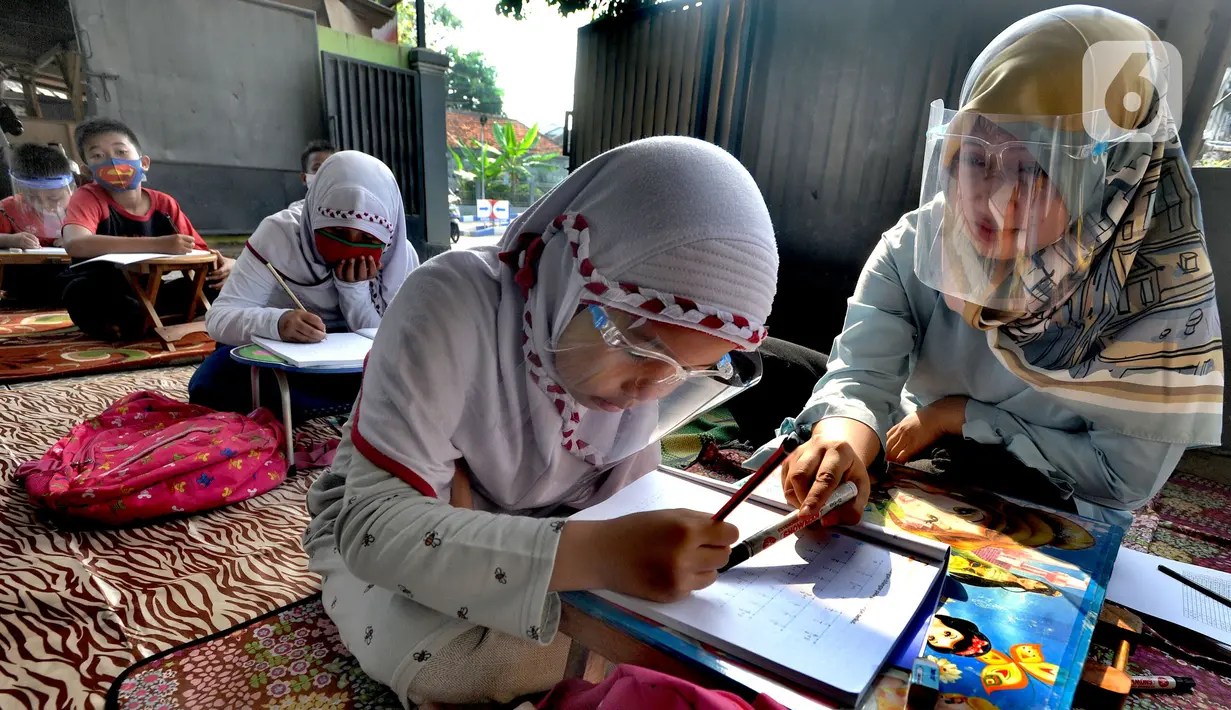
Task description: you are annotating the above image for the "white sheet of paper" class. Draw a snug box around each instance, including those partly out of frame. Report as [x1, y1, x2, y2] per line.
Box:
[22, 246, 68, 255]
[354, 327, 379, 340]
[571, 471, 941, 702]
[253, 333, 372, 368]
[1106, 547, 1231, 645]
[73, 250, 212, 268]
[666, 465, 793, 511]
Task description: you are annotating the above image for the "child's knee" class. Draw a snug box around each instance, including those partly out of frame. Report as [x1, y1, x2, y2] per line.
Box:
[404, 626, 570, 706]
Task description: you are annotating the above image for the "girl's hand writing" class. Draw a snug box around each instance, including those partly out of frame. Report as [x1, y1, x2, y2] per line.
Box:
[550, 510, 738, 602]
[0, 232, 40, 249]
[595, 509, 738, 602]
[278, 309, 327, 343]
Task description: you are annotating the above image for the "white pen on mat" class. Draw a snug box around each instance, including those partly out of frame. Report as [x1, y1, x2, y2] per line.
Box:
[718, 481, 860, 573]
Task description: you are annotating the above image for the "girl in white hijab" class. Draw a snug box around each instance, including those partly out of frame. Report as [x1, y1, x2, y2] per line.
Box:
[191, 150, 417, 415]
[303, 137, 780, 706]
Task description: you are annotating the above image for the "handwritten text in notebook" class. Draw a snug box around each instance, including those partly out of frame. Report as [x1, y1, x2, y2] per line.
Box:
[571, 471, 946, 704]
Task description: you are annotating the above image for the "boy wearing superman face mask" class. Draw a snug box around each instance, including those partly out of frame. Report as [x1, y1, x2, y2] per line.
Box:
[60, 117, 235, 340]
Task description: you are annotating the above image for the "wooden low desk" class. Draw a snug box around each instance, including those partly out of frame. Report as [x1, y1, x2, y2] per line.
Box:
[0, 250, 73, 288]
[121, 253, 216, 351]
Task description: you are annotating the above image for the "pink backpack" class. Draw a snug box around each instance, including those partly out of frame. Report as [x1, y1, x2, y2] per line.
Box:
[17, 391, 289, 525]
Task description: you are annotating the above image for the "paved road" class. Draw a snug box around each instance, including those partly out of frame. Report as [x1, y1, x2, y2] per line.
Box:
[451, 234, 502, 251]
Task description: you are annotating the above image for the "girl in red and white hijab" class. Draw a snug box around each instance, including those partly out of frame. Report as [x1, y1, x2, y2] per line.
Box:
[191, 151, 416, 415]
[304, 137, 780, 706]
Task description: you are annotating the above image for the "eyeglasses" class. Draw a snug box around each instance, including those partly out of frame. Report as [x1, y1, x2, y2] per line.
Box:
[587, 304, 734, 385]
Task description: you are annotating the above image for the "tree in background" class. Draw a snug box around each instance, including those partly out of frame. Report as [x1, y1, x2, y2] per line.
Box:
[451, 122, 560, 204]
[495, 0, 661, 21]
[396, 2, 505, 116]
[446, 47, 505, 115]
[451, 140, 503, 196]
[489, 122, 560, 203]
[396, 2, 462, 47]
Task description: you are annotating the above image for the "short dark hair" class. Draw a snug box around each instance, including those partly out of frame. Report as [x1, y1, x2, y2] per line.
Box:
[10, 143, 73, 179]
[74, 117, 141, 160]
[301, 139, 337, 173]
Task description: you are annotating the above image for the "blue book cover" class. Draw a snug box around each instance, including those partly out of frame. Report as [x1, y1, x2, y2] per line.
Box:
[858, 465, 1123, 710]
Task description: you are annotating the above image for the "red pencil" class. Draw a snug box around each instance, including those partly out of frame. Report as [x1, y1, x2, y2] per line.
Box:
[712, 432, 801, 522]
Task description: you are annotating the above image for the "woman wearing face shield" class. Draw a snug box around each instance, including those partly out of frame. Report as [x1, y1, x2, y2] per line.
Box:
[302, 137, 778, 705]
[767, 5, 1222, 530]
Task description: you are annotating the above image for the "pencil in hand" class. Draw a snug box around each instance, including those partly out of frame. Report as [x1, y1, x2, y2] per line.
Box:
[267, 262, 327, 342]
[266, 262, 308, 311]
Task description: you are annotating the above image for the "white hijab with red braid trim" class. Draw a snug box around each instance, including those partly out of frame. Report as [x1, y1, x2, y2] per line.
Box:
[247, 151, 416, 318]
[499, 136, 777, 467]
[354, 136, 777, 512]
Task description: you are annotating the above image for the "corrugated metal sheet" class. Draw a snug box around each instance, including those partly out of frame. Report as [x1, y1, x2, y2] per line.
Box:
[570, 0, 757, 169]
[569, 0, 1231, 351]
[322, 52, 420, 216]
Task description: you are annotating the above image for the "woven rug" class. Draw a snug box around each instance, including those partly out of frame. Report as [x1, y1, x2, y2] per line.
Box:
[0, 307, 213, 384]
[8, 370, 1230, 709]
[0, 366, 341, 710]
[106, 595, 401, 710]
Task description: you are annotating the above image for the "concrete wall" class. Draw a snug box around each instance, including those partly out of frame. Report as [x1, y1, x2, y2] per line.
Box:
[72, 0, 327, 234]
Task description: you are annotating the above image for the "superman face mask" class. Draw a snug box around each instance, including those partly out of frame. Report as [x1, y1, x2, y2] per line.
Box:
[89, 157, 145, 192]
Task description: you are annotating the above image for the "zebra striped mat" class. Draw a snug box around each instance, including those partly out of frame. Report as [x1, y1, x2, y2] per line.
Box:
[0, 366, 337, 710]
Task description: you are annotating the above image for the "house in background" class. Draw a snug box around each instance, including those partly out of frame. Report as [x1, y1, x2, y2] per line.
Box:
[446, 109, 567, 212]
[276, 0, 398, 42]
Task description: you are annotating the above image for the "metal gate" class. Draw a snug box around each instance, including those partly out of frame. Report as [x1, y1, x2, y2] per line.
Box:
[569, 0, 758, 170]
[321, 52, 421, 219]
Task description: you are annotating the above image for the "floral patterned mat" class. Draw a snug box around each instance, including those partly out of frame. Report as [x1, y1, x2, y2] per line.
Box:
[0, 307, 213, 384]
[107, 454, 1231, 710]
[106, 595, 402, 710]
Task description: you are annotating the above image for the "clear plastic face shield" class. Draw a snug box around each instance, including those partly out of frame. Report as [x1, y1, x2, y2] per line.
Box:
[12, 173, 75, 213]
[914, 99, 1121, 313]
[548, 303, 761, 441]
[11, 173, 74, 234]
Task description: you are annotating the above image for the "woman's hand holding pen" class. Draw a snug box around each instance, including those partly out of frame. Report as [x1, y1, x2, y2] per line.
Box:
[780, 419, 874, 527]
[278, 309, 327, 343]
[550, 511, 738, 602]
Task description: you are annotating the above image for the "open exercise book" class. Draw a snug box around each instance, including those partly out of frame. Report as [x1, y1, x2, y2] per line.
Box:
[71, 250, 213, 268]
[4, 246, 68, 255]
[571, 470, 950, 706]
[253, 329, 378, 368]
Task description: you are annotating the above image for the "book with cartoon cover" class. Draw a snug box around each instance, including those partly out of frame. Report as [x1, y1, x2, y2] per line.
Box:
[855, 464, 1123, 710]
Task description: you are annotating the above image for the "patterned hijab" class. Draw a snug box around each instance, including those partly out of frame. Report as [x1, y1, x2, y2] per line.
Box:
[950, 6, 1223, 445]
[352, 137, 778, 511]
[246, 151, 417, 319]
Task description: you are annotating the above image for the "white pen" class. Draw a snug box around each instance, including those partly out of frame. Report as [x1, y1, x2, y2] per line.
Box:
[718, 481, 860, 573]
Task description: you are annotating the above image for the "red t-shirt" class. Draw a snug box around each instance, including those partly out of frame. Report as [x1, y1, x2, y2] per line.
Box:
[0, 195, 61, 245]
[64, 183, 207, 249]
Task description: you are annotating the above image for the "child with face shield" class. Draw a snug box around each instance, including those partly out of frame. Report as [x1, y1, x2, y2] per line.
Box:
[0, 142, 74, 248]
[301, 137, 779, 706]
[0, 143, 75, 306]
[764, 5, 1222, 530]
